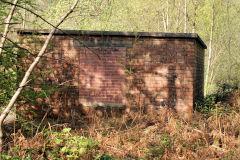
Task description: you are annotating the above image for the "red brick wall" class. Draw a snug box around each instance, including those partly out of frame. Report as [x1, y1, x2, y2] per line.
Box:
[78, 48, 126, 105]
[194, 42, 205, 102]
[18, 32, 205, 119]
[126, 38, 198, 119]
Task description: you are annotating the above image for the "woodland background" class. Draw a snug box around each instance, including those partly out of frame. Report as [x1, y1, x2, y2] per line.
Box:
[1, 0, 240, 159]
[1, 0, 240, 98]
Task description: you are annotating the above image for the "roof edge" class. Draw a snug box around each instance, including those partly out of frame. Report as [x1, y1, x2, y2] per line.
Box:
[15, 29, 207, 49]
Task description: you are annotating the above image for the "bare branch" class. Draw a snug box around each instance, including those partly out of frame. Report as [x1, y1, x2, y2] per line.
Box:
[0, 0, 79, 153]
[0, 33, 37, 56]
[0, 0, 19, 57]
[0, 0, 55, 29]
[0, 22, 20, 25]
[0, 0, 101, 59]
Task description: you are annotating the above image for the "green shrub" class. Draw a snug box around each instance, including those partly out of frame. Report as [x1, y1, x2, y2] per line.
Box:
[43, 128, 96, 159]
[197, 82, 239, 115]
[196, 95, 216, 115]
[2, 128, 97, 160]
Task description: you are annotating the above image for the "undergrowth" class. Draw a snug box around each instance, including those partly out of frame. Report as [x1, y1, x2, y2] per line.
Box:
[196, 83, 239, 115]
[2, 89, 240, 159]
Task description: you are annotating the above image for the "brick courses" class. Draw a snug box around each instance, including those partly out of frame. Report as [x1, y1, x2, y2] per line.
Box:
[17, 30, 206, 119]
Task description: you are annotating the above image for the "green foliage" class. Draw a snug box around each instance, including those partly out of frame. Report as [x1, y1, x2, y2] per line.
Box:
[1, 0, 240, 107]
[28, 0, 240, 95]
[216, 82, 239, 95]
[1, 1, 240, 158]
[196, 82, 239, 115]
[94, 153, 114, 160]
[0, 44, 18, 107]
[2, 128, 97, 160]
[0, 2, 8, 25]
[43, 128, 96, 159]
[0, 0, 54, 112]
[196, 95, 216, 115]
[145, 134, 173, 159]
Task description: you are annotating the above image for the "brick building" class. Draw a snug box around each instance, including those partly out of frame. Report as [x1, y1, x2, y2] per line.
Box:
[17, 29, 207, 119]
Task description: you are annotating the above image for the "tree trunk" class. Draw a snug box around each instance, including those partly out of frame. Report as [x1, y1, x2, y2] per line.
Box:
[184, 0, 187, 33]
[227, 0, 232, 83]
[22, 0, 26, 29]
[204, 0, 215, 96]
[175, 1, 181, 32]
[0, 0, 18, 57]
[0, 0, 79, 153]
[162, 10, 167, 32]
[166, 0, 169, 31]
[192, 0, 197, 33]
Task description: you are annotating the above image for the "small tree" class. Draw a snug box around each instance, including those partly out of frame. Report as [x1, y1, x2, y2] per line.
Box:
[0, 0, 79, 153]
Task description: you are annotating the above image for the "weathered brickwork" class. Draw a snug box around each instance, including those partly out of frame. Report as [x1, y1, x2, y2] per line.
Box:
[17, 30, 206, 119]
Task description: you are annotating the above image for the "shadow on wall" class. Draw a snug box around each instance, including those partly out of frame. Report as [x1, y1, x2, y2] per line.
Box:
[125, 38, 194, 118]
[167, 65, 177, 109]
[39, 36, 126, 120]
[19, 34, 196, 120]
